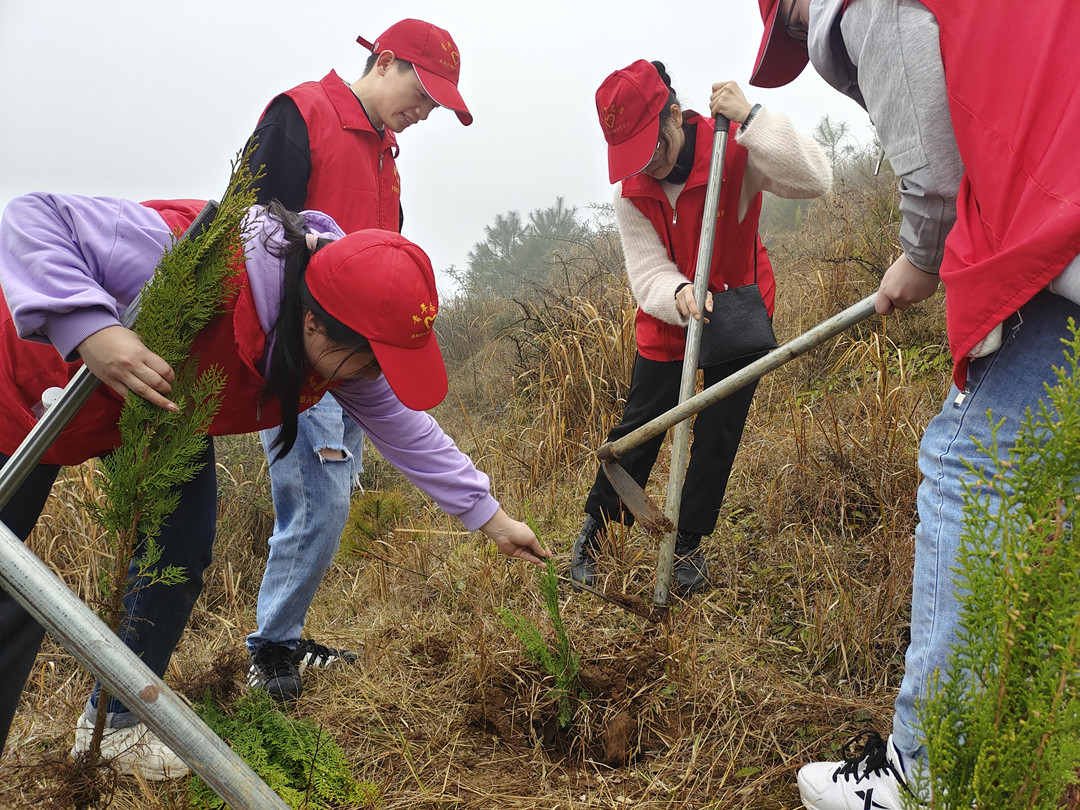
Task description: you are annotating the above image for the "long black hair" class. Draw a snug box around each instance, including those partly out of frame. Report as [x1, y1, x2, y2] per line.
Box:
[260, 201, 372, 459]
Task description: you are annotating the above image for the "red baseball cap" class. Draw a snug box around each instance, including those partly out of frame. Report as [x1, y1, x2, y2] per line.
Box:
[306, 230, 448, 411]
[750, 0, 811, 88]
[595, 60, 670, 184]
[357, 19, 473, 126]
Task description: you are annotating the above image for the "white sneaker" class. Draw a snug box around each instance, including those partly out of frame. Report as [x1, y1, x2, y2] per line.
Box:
[70, 712, 190, 781]
[798, 731, 917, 810]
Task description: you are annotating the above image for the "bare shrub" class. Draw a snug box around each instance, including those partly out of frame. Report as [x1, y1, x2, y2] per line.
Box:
[435, 227, 637, 519]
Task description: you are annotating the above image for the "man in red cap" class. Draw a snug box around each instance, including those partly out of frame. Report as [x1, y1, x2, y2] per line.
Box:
[239, 18, 472, 707]
[749, 2, 1080, 808]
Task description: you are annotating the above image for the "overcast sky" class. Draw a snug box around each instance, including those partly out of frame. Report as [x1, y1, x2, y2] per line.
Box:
[0, 1, 870, 296]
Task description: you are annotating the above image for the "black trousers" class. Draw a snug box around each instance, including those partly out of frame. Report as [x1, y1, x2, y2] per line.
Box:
[584, 352, 760, 537]
[0, 443, 217, 754]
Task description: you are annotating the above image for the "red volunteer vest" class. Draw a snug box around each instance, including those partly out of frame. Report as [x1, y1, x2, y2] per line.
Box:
[914, 1, 1080, 386]
[282, 71, 401, 234]
[0, 200, 337, 465]
[621, 112, 774, 362]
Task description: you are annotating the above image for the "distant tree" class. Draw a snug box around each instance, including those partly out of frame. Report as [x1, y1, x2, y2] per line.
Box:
[463, 211, 528, 297]
[813, 114, 856, 173]
[757, 116, 860, 236]
[759, 192, 807, 236]
[516, 197, 590, 279]
[459, 198, 590, 297]
[528, 197, 588, 242]
[482, 211, 529, 264]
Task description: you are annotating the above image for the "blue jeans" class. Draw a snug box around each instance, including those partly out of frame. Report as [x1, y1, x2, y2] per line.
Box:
[892, 290, 1080, 767]
[248, 396, 363, 652]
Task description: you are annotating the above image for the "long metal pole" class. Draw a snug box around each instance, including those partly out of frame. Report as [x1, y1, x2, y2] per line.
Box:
[653, 115, 730, 607]
[0, 521, 290, 807]
[0, 201, 291, 808]
[599, 294, 877, 462]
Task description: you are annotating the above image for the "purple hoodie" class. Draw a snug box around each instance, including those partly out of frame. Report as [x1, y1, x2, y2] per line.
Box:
[0, 192, 499, 530]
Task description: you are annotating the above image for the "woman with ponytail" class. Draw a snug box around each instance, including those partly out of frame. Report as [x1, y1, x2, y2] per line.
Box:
[0, 194, 549, 779]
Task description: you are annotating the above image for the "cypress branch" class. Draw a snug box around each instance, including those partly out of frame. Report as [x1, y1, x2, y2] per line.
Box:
[915, 319, 1080, 808]
[189, 691, 379, 809]
[498, 554, 583, 730]
[78, 153, 257, 764]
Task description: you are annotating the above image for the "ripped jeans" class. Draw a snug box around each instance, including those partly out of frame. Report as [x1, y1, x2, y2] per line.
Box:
[248, 395, 363, 651]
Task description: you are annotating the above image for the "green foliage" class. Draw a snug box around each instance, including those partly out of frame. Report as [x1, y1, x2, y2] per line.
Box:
[898, 342, 952, 379]
[88, 156, 255, 555]
[341, 490, 410, 553]
[812, 114, 856, 172]
[82, 154, 256, 755]
[452, 197, 591, 298]
[498, 558, 582, 729]
[188, 690, 379, 809]
[759, 192, 813, 235]
[915, 320, 1080, 808]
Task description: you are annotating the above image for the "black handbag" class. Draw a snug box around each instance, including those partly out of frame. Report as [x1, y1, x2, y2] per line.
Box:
[695, 247, 777, 367]
[697, 282, 777, 367]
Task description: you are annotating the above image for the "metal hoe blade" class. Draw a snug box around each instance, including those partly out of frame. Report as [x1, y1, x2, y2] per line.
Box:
[601, 461, 673, 535]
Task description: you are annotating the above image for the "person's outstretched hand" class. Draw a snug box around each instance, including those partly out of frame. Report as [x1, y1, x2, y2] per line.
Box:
[77, 325, 178, 411]
[481, 508, 552, 568]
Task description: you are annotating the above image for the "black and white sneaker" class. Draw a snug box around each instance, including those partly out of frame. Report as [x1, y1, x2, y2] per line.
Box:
[291, 638, 359, 672]
[798, 731, 920, 810]
[248, 643, 302, 703]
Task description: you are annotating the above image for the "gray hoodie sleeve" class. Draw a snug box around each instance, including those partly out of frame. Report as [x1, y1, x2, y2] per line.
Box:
[811, 0, 963, 274]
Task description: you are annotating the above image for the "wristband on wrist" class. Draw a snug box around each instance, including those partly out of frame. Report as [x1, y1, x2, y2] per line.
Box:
[740, 103, 761, 132]
[674, 282, 691, 300]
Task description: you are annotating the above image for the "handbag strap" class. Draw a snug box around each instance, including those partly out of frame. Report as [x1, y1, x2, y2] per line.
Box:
[752, 233, 759, 285]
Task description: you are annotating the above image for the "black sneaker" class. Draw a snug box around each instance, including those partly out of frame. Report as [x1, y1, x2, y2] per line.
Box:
[672, 532, 710, 595]
[292, 638, 359, 672]
[569, 515, 605, 589]
[248, 643, 302, 703]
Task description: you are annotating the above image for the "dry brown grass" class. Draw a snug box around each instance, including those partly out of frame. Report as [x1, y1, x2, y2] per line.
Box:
[0, 178, 959, 808]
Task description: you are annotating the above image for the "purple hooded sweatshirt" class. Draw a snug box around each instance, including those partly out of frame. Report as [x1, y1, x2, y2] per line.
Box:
[0, 192, 499, 531]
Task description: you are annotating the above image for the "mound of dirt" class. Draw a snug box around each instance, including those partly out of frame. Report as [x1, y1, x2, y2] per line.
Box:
[466, 634, 672, 767]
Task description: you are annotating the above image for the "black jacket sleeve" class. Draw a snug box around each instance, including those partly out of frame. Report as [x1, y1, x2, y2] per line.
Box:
[245, 95, 312, 211]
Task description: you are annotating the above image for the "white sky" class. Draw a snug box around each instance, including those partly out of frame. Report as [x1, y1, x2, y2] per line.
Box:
[0, 1, 869, 295]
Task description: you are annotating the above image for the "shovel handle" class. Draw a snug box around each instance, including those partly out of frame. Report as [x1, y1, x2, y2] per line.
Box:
[598, 294, 878, 462]
[653, 113, 735, 607]
[681, 114, 731, 373]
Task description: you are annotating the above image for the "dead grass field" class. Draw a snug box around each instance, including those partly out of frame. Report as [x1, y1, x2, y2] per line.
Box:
[0, 174, 964, 809]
